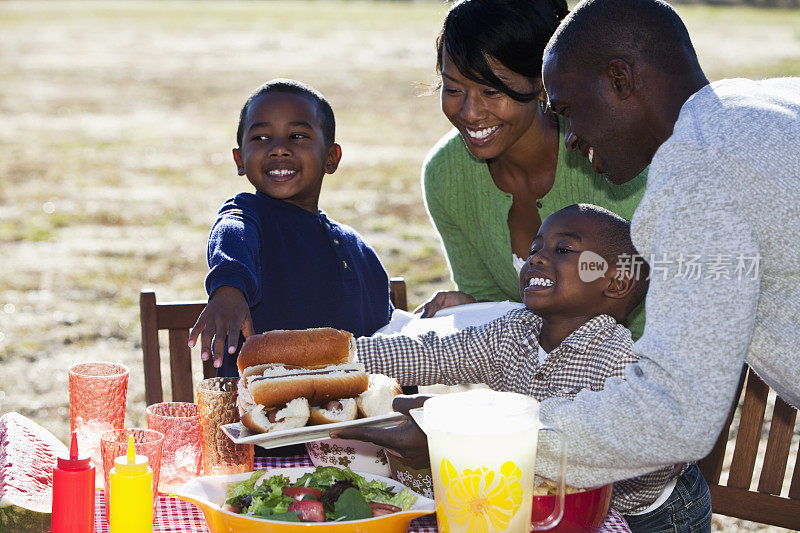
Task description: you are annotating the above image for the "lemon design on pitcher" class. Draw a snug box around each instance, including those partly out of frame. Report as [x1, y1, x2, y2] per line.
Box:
[440, 458, 523, 532]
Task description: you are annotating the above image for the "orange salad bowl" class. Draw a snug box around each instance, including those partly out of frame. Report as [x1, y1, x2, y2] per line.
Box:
[175, 466, 435, 533]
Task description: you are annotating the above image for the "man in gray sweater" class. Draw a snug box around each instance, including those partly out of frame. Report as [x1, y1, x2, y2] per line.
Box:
[537, 0, 800, 491]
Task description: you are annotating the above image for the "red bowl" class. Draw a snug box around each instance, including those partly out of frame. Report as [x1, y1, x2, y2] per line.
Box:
[532, 483, 613, 532]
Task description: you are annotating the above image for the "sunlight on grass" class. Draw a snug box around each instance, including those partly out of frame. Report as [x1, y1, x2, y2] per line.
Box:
[1, 5, 799, 530]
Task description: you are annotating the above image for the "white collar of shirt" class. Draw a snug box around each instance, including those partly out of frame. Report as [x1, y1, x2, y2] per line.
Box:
[537, 344, 549, 366]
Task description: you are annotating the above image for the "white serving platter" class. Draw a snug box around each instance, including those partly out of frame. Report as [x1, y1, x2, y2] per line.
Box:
[221, 411, 405, 449]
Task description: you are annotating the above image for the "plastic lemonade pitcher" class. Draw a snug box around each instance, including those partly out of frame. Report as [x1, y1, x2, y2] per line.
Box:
[411, 389, 566, 532]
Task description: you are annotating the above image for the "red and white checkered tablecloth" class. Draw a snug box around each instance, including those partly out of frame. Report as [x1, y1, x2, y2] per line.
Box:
[93, 455, 629, 532]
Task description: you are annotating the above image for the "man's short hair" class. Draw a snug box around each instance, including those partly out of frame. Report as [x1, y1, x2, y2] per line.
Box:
[544, 0, 700, 75]
[236, 79, 335, 147]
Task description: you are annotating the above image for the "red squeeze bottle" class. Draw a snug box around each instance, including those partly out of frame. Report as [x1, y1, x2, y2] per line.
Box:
[51, 431, 95, 533]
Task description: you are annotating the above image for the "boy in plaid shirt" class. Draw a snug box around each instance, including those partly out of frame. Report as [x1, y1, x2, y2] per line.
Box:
[340, 204, 710, 528]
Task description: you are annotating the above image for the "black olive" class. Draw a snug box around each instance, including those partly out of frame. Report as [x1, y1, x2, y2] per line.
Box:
[238, 494, 253, 509]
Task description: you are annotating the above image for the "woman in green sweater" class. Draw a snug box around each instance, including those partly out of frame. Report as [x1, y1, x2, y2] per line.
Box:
[419, 0, 648, 339]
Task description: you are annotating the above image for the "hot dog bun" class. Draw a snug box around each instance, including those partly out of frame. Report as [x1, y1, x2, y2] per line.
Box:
[240, 397, 310, 434]
[246, 363, 369, 409]
[236, 328, 366, 435]
[237, 328, 356, 373]
[356, 374, 403, 418]
[308, 398, 358, 425]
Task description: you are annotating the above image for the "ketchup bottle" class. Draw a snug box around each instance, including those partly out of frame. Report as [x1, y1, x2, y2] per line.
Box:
[51, 431, 95, 533]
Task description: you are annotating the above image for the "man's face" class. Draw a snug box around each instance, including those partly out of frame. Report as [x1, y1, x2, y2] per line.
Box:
[542, 55, 651, 185]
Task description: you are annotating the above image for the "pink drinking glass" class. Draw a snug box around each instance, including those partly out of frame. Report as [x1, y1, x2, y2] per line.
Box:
[146, 402, 202, 493]
[68, 361, 129, 489]
[196, 377, 254, 475]
[100, 428, 164, 521]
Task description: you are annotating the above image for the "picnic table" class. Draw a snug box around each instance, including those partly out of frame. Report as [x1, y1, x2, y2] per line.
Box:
[91, 455, 631, 532]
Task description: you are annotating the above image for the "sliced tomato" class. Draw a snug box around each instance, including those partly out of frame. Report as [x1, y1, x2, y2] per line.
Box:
[221, 502, 242, 514]
[282, 486, 324, 501]
[288, 499, 326, 522]
[368, 502, 402, 517]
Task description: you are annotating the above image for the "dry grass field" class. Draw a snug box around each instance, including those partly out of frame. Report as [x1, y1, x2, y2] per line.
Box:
[1, 1, 799, 530]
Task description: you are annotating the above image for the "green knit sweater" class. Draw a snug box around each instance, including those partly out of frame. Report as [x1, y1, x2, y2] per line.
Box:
[422, 118, 648, 339]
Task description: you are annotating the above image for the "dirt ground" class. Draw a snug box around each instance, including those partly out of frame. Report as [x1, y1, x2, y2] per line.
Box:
[1, 2, 798, 531]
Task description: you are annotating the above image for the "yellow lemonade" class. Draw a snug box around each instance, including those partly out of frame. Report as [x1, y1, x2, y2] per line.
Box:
[420, 390, 540, 533]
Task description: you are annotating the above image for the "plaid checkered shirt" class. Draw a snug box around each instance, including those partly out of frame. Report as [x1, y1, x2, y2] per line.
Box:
[356, 308, 682, 514]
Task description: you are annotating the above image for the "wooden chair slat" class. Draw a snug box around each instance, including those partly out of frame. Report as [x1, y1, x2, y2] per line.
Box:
[700, 365, 800, 529]
[708, 485, 800, 530]
[727, 370, 768, 488]
[758, 395, 797, 494]
[168, 329, 194, 403]
[390, 278, 407, 312]
[140, 290, 163, 406]
[789, 440, 800, 500]
[155, 302, 206, 330]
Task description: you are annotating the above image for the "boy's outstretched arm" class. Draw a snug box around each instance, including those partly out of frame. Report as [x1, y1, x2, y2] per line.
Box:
[188, 286, 255, 368]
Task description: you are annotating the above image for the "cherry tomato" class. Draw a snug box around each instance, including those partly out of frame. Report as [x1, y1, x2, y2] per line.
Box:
[368, 502, 402, 517]
[282, 486, 324, 501]
[288, 499, 326, 522]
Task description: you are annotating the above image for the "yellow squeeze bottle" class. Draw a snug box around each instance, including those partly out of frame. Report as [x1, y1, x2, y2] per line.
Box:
[109, 436, 154, 532]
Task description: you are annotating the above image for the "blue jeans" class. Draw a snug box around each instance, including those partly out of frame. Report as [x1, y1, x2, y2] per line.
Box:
[623, 463, 711, 533]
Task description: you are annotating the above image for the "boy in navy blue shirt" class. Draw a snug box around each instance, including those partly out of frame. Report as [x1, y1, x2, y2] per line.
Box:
[188, 79, 393, 377]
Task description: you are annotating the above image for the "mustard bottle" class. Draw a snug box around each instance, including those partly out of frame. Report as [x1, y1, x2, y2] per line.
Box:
[109, 435, 154, 532]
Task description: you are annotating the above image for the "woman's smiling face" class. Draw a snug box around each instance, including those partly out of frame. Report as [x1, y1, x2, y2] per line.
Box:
[440, 53, 540, 160]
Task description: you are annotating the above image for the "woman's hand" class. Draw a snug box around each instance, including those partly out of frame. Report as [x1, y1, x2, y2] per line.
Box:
[414, 290, 477, 318]
[330, 395, 431, 467]
[188, 286, 254, 368]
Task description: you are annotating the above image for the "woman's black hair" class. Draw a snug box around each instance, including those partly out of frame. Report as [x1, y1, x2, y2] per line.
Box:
[436, 0, 569, 102]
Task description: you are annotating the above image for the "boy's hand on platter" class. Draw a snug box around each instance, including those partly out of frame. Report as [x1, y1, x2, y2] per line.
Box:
[331, 395, 431, 467]
[188, 286, 254, 368]
[414, 290, 477, 318]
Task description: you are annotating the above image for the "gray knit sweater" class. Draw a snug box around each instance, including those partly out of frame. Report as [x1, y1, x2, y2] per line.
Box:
[536, 78, 800, 487]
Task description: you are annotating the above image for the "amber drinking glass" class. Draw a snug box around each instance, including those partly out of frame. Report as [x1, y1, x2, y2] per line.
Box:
[68, 361, 129, 489]
[146, 402, 202, 493]
[196, 377, 254, 475]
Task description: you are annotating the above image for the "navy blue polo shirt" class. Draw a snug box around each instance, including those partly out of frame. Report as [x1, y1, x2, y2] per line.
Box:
[206, 191, 393, 376]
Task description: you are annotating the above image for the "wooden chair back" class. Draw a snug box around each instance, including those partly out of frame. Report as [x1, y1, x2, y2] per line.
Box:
[140, 277, 408, 406]
[698, 366, 800, 529]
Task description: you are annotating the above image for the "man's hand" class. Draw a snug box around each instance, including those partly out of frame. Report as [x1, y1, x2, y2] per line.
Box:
[414, 290, 477, 318]
[331, 395, 432, 467]
[188, 286, 254, 368]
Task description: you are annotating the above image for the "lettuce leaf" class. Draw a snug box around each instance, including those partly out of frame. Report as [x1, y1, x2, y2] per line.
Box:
[225, 472, 292, 513]
[294, 466, 361, 489]
[247, 492, 294, 518]
[225, 471, 267, 502]
[333, 488, 373, 521]
[386, 488, 418, 511]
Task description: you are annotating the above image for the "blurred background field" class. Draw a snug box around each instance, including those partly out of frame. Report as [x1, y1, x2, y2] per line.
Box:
[1, 1, 799, 530]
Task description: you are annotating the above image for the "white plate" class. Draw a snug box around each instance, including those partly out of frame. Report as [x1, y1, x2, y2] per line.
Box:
[377, 300, 525, 337]
[221, 411, 405, 449]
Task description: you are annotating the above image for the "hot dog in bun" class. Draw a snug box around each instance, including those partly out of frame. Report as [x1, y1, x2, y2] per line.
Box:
[237, 328, 369, 434]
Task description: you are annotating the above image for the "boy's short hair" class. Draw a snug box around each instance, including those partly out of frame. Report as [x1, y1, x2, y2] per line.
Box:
[561, 203, 650, 312]
[236, 78, 336, 147]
